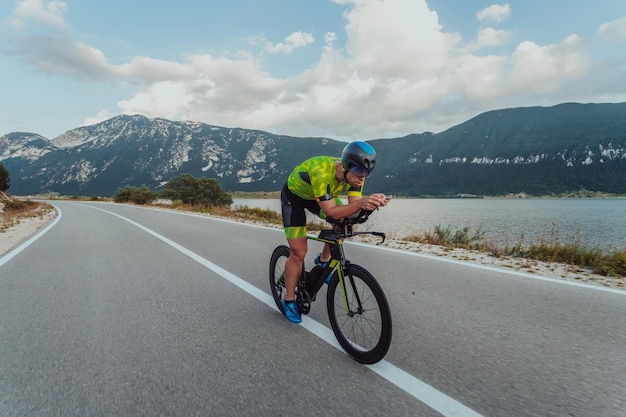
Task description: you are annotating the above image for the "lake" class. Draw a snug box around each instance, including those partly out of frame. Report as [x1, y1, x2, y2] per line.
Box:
[232, 198, 626, 251]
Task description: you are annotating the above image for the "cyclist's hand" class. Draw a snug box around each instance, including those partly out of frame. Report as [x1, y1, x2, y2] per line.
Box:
[372, 193, 389, 207]
[361, 194, 387, 210]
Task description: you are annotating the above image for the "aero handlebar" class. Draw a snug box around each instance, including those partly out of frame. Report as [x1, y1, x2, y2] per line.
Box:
[323, 209, 386, 244]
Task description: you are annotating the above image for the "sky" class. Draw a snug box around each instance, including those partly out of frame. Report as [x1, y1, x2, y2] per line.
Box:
[1, 0, 625, 141]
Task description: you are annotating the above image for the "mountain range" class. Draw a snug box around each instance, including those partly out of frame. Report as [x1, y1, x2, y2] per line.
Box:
[1, 102, 625, 197]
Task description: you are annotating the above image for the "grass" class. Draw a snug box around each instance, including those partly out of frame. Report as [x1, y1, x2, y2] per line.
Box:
[152, 200, 328, 231]
[0, 197, 54, 232]
[404, 224, 626, 278]
[406, 224, 486, 249]
[506, 241, 625, 277]
[150, 200, 286, 225]
[229, 191, 281, 199]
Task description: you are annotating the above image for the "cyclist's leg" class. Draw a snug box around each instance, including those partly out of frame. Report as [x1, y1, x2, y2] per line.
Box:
[320, 242, 333, 262]
[318, 197, 343, 263]
[280, 183, 310, 302]
[284, 237, 306, 301]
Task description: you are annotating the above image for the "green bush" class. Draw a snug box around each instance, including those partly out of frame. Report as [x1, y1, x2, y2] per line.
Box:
[3, 199, 25, 210]
[113, 186, 133, 203]
[113, 185, 155, 205]
[161, 174, 232, 207]
[130, 185, 155, 205]
[0, 162, 10, 192]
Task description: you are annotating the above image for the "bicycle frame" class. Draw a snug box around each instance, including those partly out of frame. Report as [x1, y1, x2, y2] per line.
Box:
[304, 222, 386, 307]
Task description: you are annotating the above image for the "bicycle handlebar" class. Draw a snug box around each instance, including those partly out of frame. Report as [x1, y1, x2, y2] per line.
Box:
[322, 209, 386, 244]
[326, 210, 374, 228]
[326, 208, 374, 226]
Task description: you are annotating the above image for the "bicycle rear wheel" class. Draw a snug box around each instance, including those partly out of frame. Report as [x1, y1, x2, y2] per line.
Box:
[269, 245, 291, 314]
[327, 264, 392, 364]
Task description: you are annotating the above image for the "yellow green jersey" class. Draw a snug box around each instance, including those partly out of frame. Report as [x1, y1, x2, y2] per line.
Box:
[287, 155, 363, 201]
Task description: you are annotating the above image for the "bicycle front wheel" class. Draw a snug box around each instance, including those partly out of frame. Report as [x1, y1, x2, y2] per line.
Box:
[327, 264, 392, 364]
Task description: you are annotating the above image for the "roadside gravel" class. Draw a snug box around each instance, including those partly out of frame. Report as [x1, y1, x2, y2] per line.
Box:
[0, 205, 57, 257]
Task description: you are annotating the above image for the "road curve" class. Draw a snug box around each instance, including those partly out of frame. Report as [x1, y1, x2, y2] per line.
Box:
[1, 201, 624, 417]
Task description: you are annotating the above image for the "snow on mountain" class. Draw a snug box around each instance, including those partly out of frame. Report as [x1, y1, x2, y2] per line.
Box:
[2, 103, 626, 196]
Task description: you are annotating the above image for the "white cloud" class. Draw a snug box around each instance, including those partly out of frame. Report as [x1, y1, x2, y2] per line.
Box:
[6, 0, 623, 140]
[264, 31, 315, 55]
[454, 54, 507, 100]
[116, 56, 195, 82]
[508, 35, 589, 93]
[453, 34, 589, 101]
[12, 0, 67, 31]
[464, 27, 512, 53]
[476, 4, 511, 24]
[83, 110, 115, 127]
[340, 0, 460, 78]
[599, 16, 626, 42]
[476, 27, 511, 47]
[15, 35, 113, 80]
[117, 82, 193, 121]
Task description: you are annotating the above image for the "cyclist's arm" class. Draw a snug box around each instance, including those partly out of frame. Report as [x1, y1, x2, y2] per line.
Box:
[319, 194, 386, 219]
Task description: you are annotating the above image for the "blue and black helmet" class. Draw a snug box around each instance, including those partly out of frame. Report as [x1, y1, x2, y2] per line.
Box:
[341, 141, 376, 175]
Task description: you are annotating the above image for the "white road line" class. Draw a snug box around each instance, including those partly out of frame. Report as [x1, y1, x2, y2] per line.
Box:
[85, 204, 485, 417]
[364, 242, 626, 295]
[0, 206, 62, 268]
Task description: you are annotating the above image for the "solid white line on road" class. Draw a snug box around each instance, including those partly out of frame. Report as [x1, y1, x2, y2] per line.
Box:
[84, 204, 485, 417]
[362, 242, 626, 295]
[0, 206, 62, 268]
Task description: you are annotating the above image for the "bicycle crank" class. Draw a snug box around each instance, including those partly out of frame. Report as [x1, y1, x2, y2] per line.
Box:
[296, 286, 312, 315]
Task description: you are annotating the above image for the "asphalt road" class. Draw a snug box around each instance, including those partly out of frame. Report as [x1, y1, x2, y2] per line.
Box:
[1, 201, 625, 417]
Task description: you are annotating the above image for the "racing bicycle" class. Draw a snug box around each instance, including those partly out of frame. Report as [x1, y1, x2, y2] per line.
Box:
[269, 210, 392, 364]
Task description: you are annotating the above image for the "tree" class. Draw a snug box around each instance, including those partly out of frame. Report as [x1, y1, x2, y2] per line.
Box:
[0, 162, 10, 193]
[161, 174, 232, 207]
[113, 185, 155, 205]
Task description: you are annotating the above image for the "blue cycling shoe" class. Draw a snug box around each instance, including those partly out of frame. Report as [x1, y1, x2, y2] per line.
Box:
[281, 300, 302, 323]
[314, 253, 328, 268]
[315, 254, 332, 284]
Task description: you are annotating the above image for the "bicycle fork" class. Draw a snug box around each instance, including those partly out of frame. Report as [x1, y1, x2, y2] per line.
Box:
[336, 266, 365, 316]
[328, 242, 365, 316]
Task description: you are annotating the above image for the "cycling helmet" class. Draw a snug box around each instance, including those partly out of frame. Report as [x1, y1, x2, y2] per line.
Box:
[341, 141, 376, 175]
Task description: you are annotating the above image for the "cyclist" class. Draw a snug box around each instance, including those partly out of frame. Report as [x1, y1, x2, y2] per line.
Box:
[279, 141, 389, 323]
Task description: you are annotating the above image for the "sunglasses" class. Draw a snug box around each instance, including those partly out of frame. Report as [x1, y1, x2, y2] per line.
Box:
[349, 164, 371, 178]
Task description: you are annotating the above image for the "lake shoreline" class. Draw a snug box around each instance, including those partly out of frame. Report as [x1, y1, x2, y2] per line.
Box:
[232, 197, 626, 251]
[3, 201, 622, 291]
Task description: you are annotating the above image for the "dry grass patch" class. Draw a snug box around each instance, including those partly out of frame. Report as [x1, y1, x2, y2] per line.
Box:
[1, 198, 54, 232]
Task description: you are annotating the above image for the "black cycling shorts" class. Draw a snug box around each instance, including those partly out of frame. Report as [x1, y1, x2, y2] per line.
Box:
[280, 182, 325, 239]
